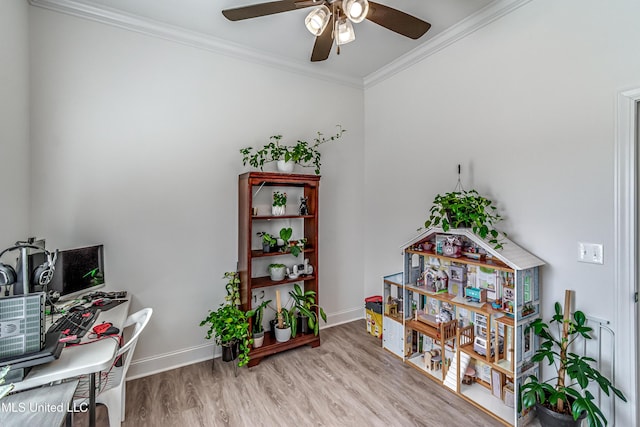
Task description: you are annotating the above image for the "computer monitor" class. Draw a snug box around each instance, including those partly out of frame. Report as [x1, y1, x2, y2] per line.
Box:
[36, 244, 105, 300]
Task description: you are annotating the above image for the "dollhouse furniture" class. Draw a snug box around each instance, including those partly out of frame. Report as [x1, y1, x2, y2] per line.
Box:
[382, 227, 544, 426]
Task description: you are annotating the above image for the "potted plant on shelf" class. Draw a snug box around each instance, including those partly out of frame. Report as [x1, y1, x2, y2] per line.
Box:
[257, 231, 277, 253]
[268, 263, 286, 281]
[239, 125, 345, 175]
[520, 290, 626, 427]
[276, 227, 305, 257]
[246, 299, 272, 349]
[424, 189, 506, 250]
[199, 272, 251, 367]
[288, 283, 327, 337]
[272, 191, 287, 216]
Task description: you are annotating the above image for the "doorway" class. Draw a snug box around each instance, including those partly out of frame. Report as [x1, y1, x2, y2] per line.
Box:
[614, 88, 640, 426]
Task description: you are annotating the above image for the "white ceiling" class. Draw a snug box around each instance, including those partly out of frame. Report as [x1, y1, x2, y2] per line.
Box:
[37, 0, 499, 83]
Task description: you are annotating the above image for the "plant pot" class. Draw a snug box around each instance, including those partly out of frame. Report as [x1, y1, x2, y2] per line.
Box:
[253, 331, 265, 348]
[535, 403, 586, 427]
[276, 160, 294, 173]
[221, 340, 239, 362]
[269, 319, 277, 339]
[262, 243, 272, 253]
[274, 326, 291, 343]
[272, 205, 286, 216]
[269, 266, 286, 281]
[297, 314, 310, 335]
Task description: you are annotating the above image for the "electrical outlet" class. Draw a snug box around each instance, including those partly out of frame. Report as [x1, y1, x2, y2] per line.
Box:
[578, 242, 603, 264]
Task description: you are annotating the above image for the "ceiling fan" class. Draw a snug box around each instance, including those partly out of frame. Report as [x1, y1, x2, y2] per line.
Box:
[222, 0, 431, 62]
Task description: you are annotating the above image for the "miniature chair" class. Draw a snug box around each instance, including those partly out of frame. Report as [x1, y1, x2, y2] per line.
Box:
[73, 308, 153, 427]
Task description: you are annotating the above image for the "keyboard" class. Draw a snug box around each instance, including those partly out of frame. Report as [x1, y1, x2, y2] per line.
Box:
[47, 307, 100, 338]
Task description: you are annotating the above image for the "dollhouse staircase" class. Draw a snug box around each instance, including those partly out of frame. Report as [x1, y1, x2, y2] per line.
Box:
[444, 351, 470, 391]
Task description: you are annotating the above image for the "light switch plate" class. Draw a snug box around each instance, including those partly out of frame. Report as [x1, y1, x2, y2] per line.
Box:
[578, 242, 604, 264]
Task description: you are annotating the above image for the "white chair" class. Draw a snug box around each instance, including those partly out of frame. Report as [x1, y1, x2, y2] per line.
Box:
[73, 307, 152, 427]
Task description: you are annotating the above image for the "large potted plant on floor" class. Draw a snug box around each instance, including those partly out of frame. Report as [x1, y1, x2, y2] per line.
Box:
[289, 283, 327, 337]
[520, 290, 626, 427]
[424, 189, 506, 250]
[240, 125, 345, 175]
[200, 272, 251, 367]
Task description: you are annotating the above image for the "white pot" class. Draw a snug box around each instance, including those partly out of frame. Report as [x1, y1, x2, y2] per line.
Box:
[269, 266, 286, 281]
[274, 326, 291, 343]
[272, 205, 286, 216]
[276, 160, 294, 173]
[253, 332, 265, 348]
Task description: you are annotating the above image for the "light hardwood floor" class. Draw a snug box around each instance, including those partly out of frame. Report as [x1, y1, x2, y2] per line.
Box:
[74, 320, 503, 426]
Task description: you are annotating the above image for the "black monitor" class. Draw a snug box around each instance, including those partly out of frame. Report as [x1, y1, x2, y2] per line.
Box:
[33, 244, 105, 300]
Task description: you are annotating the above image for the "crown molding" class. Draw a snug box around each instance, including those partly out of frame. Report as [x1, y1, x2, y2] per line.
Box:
[29, 0, 530, 91]
[28, 0, 364, 89]
[363, 0, 533, 88]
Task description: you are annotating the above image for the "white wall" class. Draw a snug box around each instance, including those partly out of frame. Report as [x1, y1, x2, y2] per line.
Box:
[28, 7, 364, 376]
[364, 0, 640, 424]
[0, 0, 30, 246]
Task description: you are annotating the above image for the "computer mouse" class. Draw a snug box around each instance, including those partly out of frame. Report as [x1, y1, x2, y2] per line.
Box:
[69, 305, 86, 312]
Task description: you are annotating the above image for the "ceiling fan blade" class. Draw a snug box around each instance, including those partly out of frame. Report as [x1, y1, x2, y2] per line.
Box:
[310, 22, 333, 62]
[366, 2, 431, 40]
[222, 0, 317, 21]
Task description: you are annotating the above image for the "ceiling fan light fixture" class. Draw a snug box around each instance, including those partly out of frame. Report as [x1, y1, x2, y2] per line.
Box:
[305, 5, 331, 36]
[335, 18, 355, 45]
[342, 0, 369, 23]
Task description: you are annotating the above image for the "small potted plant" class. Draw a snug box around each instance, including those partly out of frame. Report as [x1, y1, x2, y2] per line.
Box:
[277, 227, 306, 257]
[246, 299, 272, 348]
[272, 191, 287, 216]
[273, 307, 292, 343]
[424, 189, 506, 250]
[239, 125, 345, 175]
[520, 290, 626, 427]
[257, 231, 277, 253]
[288, 283, 327, 337]
[199, 272, 251, 367]
[268, 263, 286, 281]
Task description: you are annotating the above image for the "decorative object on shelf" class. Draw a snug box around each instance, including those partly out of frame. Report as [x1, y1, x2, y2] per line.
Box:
[293, 258, 313, 276]
[199, 272, 251, 367]
[246, 299, 272, 349]
[257, 231, 278, 253]
[274, 290, 292, 343]
[239, 125, 345, 175]
[272, 191, 287, 216]
[299, 196, 309, 215]
[288, 283, 327, 337]
[268, 263, 286, 281]
[442, 235, 462, 258]
[520, 290, 627, 427]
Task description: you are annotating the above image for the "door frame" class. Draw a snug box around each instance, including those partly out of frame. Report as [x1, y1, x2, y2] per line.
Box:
[614, 87, 640, 426]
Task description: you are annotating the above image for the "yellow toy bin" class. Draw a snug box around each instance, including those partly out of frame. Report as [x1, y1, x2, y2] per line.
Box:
[365, 295, 383, 338]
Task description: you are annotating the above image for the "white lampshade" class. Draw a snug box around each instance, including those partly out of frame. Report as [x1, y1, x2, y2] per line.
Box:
[342, 0, 369, 23]
[335, 18, 355, 45]
[305, 5, 331, 36]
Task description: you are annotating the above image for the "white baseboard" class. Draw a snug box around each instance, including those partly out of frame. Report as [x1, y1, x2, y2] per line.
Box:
[126, 306, 364, 380]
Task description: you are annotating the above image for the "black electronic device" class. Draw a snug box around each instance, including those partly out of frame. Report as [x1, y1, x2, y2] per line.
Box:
[47, 307, 100, 339]
[36, 244, 105, 301]
[0, 332, 64, 370]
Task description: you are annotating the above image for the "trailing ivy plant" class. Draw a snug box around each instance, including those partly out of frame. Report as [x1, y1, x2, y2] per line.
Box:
[240, 125, 345, 175]
[424, 189, 506, 250]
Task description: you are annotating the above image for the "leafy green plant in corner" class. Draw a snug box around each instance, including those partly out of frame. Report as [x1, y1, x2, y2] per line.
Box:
[520, 290, 626, 427]
[199, 272, 251, 367]
[424, 189, 506, 250]
[240, 125, 345, 175]
[289, 283, 326, 337]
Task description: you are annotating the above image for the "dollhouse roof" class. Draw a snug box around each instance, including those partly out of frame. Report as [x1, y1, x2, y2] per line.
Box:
[401, 227, 545, 271]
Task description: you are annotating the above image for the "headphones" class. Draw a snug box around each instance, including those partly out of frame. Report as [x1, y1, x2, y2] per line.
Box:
[0, 243, 58, 287]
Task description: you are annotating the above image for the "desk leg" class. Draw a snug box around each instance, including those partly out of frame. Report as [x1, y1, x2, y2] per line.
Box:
[89, 372, 96, 427]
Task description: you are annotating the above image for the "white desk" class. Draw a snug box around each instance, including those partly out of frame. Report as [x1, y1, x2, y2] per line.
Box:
[11, 299, 130, 427]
